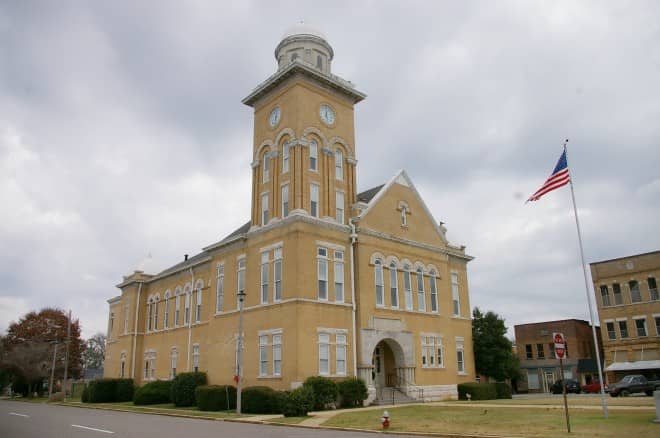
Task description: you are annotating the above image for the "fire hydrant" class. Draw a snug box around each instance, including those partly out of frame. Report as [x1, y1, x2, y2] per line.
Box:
[381, 410, 390, 429]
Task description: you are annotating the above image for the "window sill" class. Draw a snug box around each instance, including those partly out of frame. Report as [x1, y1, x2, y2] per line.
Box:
[421, 365, 446, 370]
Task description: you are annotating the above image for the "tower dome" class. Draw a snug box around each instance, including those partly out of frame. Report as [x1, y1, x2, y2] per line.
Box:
[275, 23, 334, 74]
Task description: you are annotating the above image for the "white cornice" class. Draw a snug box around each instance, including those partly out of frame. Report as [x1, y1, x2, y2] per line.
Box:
[358, 227, 473, 261]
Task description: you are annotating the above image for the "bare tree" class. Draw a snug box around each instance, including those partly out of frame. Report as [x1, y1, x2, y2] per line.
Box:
[83, 333, 106, 370]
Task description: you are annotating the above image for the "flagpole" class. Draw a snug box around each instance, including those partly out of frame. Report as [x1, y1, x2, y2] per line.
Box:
[564, 139, 609, 419]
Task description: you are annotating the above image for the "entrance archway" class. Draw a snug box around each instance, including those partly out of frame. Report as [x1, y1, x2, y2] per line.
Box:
[371, 338, 406, 393]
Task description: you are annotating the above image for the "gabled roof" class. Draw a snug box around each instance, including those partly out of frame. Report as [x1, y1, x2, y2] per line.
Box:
[357, 184, 384, 203]
[356, 169, 449, 245]
[221, 220, 251, 243]
[154, 251, 210, 279]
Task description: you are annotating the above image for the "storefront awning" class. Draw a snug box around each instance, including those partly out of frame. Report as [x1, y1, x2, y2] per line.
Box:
[604, 360, 660, 372]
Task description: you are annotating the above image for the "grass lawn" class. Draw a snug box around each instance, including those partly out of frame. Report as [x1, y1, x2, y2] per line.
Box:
[324, 405, 659, 437]
[469, 395, 654, 407]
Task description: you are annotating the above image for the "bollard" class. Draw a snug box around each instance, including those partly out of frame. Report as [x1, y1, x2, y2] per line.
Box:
[654, 390, 660, 424]
[381, 410, 390, 429]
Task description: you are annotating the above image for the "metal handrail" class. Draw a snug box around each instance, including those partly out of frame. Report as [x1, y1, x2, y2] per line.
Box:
[396, 372, 425, 402]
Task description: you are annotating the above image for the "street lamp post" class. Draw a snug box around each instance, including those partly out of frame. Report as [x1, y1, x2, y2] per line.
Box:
[236, 290, 246, 415]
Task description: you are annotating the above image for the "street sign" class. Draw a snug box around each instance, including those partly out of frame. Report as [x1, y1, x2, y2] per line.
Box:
[554, 332, 566, 359]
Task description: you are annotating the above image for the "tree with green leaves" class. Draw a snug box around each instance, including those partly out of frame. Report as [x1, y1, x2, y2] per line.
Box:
[472, 307, 520, 382]
[83, 333, 106, 370]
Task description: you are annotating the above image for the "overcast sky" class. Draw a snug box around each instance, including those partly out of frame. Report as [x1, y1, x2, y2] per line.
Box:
[1, 1, 659, 340]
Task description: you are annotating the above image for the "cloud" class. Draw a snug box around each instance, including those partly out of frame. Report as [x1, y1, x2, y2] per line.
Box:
[0, 0, 659, 340]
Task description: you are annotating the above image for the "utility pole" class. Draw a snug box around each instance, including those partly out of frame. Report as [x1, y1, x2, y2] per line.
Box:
[48, 343, 58, 398]
[63, 310, 71, 401]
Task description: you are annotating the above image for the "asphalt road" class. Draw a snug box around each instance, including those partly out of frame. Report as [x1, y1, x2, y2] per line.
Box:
[1, 400, 416, 438]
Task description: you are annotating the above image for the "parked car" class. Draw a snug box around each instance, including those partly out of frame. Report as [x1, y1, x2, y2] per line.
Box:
[609, 375, 660, 397]
[581, 380, 602, 394]
[550, 379, 581, 394]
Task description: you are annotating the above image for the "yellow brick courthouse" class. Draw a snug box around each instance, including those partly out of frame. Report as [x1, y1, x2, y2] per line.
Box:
[104, 25, 475, 403]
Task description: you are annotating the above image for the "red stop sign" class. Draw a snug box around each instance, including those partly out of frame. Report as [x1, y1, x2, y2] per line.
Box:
[553, 332, 566, 359]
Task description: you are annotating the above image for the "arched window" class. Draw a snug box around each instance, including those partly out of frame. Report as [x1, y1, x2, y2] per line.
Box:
[174, 288, 182, 326]
[403, 265, 413, 310]
[262, 153, 270, 183]
[170, 347, 178, 379]
[309, 140, 318, 170]
[335, 149, 343, 180]
[164, 291, 171, 328]
[317, 55, 323, 70]
[389, 262, 399, 308]
[184, 285, 191, 325]
[195, 280, 203, 323]
[282, 143, 290, 173]
[416, 268, 426, 312]
[429, 270, 438, 313]
[153, 296, 159, 330]
[375, 260, 384, 306]
[146, 298, 153, 331]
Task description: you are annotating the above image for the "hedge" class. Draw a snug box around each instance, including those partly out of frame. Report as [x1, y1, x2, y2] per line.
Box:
[337, 378, 368, 408]
[457, 383, 497, 400]
[86, 378, 135, 403]
[241, 386, 284, 414]
[195, 385, 236, 411]
[494, 382, 512, 399]
[170, 372, 207, 407]
[303, 376, 338, 410]
[282, 386, 314, 417]
[81, 385, 90, 403]
[134, 380, 173, 405]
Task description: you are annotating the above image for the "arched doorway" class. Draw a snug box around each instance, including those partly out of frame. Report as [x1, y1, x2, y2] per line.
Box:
[371, 339, 406, 394]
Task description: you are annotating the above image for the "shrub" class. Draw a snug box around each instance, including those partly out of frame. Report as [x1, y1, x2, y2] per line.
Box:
[457, 383, 497, 400]
[494, 382, 512, 399]
[134, 380, 173, 405]
[87, 379, 117, 403]
[241, 386, 284, 414]
[116, 379, 135, 402]
[337, 378, 368, 408]
[196, 385, 236, 411]
[282, 386, 314, 417]
[170, 372, 207, 407]
[81, 385, 89, 403]
[303, 376, 338, 410]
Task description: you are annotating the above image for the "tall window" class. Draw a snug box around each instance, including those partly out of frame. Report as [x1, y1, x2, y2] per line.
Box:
[618, 320, 629, 338]
[600, 285, 611, 307]
[318, 333, 330, 375]
[335, 191, 344, 224]
[316, 54, 323, 70]
[612, 283, 623, 305]
[403, 265, 413, 310]
[146, 302, 152, 331]
[334, 251, 344, 302]
[536, 343, 545, 359]
[261, 193, 269, 225]
[336, 334, 347, 375]
[648, 277, 659, 301]
[175, 293, 181, 326]
[422, 336, 444, 367]
[416, 268, 426, 311]
[389, 263, 399, 308]
[525, 344, 533, 359]
[310, 184, 319, 217]
[195, 282, 202, 323]
[170, 348, 177, 379]
[451, 272, 460, 316]
[184, 287, 191, 325]
[635, 318, 648, 337]
[282, 144, 289, 173]
[164, 294, 170, 328]
[429, 270, 438, 313]
[318, 247, 328, 300]
[144, 351, 156, 380]
[375, 260, 384, 306]
[335, 149, 343, 180]
[456, 339, 465, 373]
[629, 280, 641, 303]
[261, 252, 269, 304]
[262, 153, 270, 183]
[281, 184, 289, 217]
[606, 321, 616, 340]
[153, 298, 159, 330]
[309, 140, 318, 170]
[274, 248, 282, 302]
[192, 345, 199, 372]
[124, 304, 130, 334]
[216, 264, 224, 312]
[272, 334, 282, 376]
[109, 311, 115, 333]
[259, 335, 268, 376]
[655, 316, 660, 336]
[120, 353, 126, 378]
[237, 258, 246, 309]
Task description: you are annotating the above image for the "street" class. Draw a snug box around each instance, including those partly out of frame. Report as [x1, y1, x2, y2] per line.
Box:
[0, 400, 415, 438]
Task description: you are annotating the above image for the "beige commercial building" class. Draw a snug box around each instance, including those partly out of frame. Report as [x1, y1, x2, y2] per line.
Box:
[104, 25, 475, 403]
[590, 250, 660, 382]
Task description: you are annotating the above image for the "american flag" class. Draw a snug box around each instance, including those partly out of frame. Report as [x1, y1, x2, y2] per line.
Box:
[526, 150, 571, 202]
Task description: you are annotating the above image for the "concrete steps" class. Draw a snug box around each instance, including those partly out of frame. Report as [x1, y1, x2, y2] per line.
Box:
[372, 387, 418, 405]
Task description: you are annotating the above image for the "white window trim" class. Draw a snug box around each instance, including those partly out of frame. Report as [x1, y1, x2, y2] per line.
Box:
[216, 263, 225, 313]
[310, 183, 320, 217]
[281, 183, 289, 218]
[375, 259, 384, 307]
[318, 247, 329, 301]
[335, 149, 343, 180]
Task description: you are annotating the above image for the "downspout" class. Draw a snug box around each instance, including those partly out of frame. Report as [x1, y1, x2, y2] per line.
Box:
[349, 219, 358, 377]
[187, 267, 194, 371]
[131, 282, 143, 379]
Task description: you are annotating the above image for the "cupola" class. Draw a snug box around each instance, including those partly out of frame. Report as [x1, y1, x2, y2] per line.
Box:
[274, 23, 334, 74]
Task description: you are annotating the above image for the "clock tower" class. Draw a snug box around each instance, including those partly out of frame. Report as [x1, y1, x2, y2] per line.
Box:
[242, 24, 366, 228]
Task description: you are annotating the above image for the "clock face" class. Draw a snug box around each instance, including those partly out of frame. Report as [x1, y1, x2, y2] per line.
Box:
[269, 107, 281, 127]
[319, 104, 335, 125]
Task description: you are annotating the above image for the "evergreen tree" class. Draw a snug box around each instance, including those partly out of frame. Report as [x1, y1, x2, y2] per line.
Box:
[472, 307, 520, 382]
